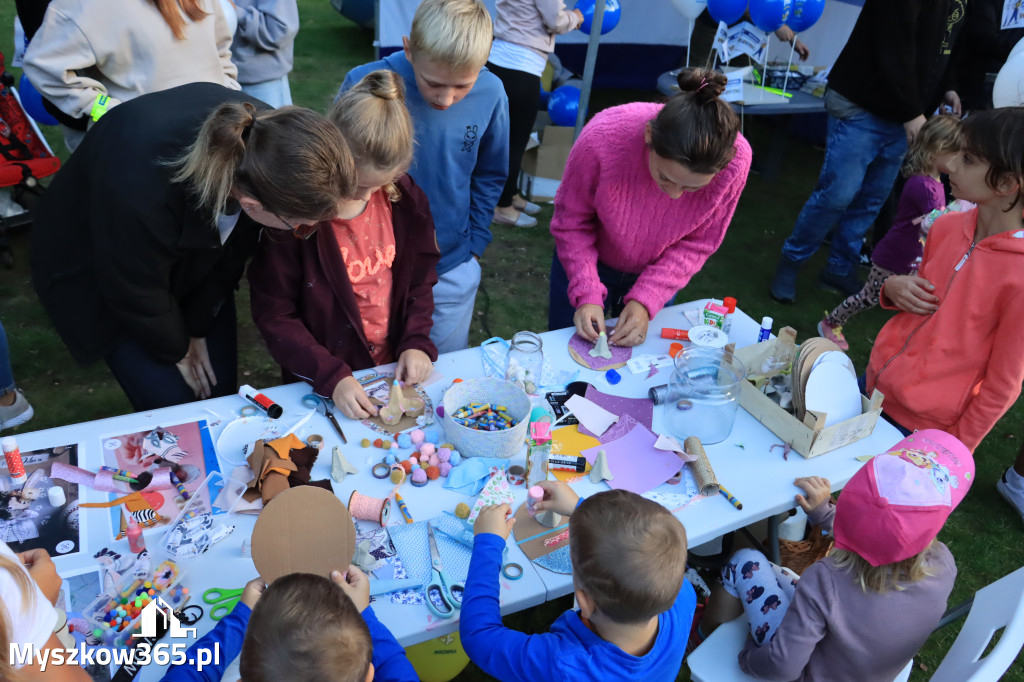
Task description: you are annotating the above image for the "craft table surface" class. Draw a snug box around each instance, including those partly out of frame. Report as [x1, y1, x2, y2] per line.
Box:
[22, 300, 900, 678]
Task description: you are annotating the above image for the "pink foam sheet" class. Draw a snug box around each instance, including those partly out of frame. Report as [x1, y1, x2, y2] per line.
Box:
[577, 385, 654, 439]
[579, 424, 685, 495]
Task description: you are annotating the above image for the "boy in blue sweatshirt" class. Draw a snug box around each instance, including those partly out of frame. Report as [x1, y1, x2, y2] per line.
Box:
[462, 482, 696, 681]
[161, 567, 416, 682]
[339, 0, 509, 354]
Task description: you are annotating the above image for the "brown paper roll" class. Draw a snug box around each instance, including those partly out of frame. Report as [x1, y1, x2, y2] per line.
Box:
[685, 436, 720, 496]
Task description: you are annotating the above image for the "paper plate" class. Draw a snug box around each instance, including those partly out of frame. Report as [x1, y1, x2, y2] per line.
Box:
[804, 363, 862, 427]
[251, 486, 356, 584]
[811, 350, 856, 378]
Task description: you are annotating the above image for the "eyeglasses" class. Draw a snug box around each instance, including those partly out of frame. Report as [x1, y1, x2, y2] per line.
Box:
[273, 212, 319, 240]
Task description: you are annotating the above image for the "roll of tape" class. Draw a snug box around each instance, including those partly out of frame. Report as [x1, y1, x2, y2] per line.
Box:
[371, 462, 392, 479]
[502, 563, 524, 580]
[307, 434, 325, 450]
[506, 465, 526, 486]
[239, 405, 258, 418]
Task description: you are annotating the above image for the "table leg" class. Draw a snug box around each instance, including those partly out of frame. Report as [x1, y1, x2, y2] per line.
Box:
[766, 514, 781, 564]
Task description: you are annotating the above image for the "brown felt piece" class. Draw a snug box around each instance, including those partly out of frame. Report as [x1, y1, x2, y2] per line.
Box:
[567, 344, 628, 371]
[368, 377, 427, 434]
[260, 471, 291, 505]
[251, 486, 356, 584]
[511, 502, 570, 560]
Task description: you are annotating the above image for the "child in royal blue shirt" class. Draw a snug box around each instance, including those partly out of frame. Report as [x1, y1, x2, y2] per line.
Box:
[461, 482, 696, 681]
[161, 567, 416, 682]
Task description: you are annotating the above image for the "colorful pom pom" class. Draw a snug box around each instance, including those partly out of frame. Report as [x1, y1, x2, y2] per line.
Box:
[437, 448, 451, 463]
[420, 443, 436, 458]
[439, 462, 453, 477]
[400, 460, 413, 474]
[396, 433, 413, 449]
[360, 438, 371, 448]
[449, 451, 462, 466]
[410, 429, 425, 445]
[373, 438, 383, 448]
[426, 465, 440, 480]
[411, 468, 428, 485]
[424, 427, 441, 444]
[455, 502, 471, 518]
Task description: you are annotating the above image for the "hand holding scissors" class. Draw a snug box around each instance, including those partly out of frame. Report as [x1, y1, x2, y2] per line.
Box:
[302, 393, 348, 444]
[425, 525, 464, 619]
[203, 586, 245, 621]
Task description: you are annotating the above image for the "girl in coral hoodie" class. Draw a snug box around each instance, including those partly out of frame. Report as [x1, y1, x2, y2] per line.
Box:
[865, 107, 1024, 519]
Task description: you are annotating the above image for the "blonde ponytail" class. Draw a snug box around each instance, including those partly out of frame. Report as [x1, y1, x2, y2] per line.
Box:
[329, 70, 414, 201]
[1, 554, 36, 680]
[171, 103, 356, 224]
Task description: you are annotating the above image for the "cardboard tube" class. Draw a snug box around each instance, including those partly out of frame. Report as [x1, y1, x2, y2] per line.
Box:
[685, 436, 720, 496]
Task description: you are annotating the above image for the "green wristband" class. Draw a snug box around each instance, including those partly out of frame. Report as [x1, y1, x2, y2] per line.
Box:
[90, 94, 111, 122]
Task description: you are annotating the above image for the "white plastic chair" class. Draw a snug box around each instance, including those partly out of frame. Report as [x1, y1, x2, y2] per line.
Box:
[687, 566, 1024, 682]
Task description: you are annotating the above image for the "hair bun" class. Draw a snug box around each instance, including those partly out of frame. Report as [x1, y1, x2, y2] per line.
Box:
[361, 70, 406, 104]
[676, 67, 727, 103]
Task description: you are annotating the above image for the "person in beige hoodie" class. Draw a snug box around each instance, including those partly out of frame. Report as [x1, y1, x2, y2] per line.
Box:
[23, 0, 239, 153]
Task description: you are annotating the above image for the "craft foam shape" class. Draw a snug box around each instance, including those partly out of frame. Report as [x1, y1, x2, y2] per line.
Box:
[588, 331, 613, 359]
[352, 540, 376, 572]
[251, 486, 356, 584]
[589, 449, 614, 483]
[330, 447, 359, 482]
[564, 394, 619, 437]
[535, 509, 563, 528]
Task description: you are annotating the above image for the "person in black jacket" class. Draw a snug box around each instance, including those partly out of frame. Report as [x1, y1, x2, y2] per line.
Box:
[31, 83, 355, 411]
[770, 0, 968, 305]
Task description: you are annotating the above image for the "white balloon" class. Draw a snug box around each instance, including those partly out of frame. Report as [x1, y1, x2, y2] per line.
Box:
[993, 49, 1024, 108]
[672, 0, 708, 20]
[1010, 36, 1024, 61]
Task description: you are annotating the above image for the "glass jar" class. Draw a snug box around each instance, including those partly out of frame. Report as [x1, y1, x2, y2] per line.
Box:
[665, 347, 747, 445]
[506, 331, 544, 394]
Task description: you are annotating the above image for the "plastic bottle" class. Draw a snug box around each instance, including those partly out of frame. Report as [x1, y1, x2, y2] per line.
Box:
[722, 297, 737, 336]
[126, 515, 146, 554]
[2, 436, 26, 485]
[757, 316, 773, 342]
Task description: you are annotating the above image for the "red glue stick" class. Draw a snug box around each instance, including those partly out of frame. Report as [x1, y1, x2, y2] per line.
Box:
[238, 384, 283, 419]
[660, 328, 690, 340]
[2, 437, 26, 485]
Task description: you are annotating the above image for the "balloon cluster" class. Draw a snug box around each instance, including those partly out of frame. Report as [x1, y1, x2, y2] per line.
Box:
[697, 0, 823, 32]
[573, 0, 621, 35]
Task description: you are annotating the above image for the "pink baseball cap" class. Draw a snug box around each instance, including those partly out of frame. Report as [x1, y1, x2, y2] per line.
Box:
[833, 429, 974, 567]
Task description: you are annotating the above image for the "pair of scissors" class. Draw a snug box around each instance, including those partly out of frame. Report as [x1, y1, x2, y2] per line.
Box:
[425, 525, 464, 619]
[301, 394, 348, 444]
[202, 587, 244, 621]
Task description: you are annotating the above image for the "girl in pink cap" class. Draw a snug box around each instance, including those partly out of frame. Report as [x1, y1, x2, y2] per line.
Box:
[698, 429, 973, 682]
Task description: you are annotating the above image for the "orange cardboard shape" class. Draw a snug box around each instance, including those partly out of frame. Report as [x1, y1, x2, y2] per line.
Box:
[512, 502, 570, 561]
[251, 486, 356, 584]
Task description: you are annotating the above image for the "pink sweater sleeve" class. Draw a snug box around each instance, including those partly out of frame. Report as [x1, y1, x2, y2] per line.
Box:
[624, 136, 752, 316]
[550, 128, 607, 309]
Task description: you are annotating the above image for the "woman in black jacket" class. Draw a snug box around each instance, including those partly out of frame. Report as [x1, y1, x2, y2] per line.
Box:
[31, 82, 355, 410]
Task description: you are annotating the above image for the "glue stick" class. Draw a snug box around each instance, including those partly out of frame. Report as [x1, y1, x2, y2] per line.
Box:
[2, 437, 26, 485]
[527, 486, 544, 519]
[757, 316, 773, 343]
[238, 384, 283, 419]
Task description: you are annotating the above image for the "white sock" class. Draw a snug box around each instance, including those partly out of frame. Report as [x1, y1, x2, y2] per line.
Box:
[1005, 467, 1024, 491]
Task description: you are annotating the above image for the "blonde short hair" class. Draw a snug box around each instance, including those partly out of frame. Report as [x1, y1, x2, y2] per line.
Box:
[409, 0, 493, 71]
[830, 540, 938, 594]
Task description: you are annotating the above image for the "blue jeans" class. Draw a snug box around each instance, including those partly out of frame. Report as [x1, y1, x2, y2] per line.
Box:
[430, 257, 482, 354]
[781, 92, 908, 276]
[0, 319, 14, 393]
[548, 255, 639, 331]
[241, 76, 293, 109]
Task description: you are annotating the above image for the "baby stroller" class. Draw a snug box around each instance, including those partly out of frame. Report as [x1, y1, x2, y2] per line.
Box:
[0, 49, 61, 268]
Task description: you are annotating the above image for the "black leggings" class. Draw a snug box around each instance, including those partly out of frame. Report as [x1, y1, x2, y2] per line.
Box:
[486, 62, 541, 208]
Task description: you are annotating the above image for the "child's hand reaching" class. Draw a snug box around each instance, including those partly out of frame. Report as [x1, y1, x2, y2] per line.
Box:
[794, 476, 832, 513]
[884, 275, 940, 314]
[240, 577, 266, 608]
[535, 480, 580, 517]
[19, 549, 61, 605]
[474, 504, 515, 539]
[396, 349, 432, 384]
[333, 565, 370, 612]
[332, 376, 379, 419]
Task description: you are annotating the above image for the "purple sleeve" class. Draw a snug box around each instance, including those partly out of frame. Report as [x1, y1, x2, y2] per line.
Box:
[806, 500, 836, 534]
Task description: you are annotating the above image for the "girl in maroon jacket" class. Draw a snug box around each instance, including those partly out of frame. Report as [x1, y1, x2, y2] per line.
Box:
[249, 71, 440, 418]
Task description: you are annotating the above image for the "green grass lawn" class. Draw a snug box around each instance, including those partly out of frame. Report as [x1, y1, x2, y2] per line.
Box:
[2, 1, 1022, 679]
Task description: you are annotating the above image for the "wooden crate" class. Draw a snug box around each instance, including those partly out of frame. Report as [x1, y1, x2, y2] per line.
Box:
[735, 343, 884, 458]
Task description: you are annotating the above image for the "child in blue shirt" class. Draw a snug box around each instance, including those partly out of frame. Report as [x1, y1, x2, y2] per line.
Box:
[462, 482, 696, 681]
[339, 0, 510, 354]
[161, 567, 416, 682]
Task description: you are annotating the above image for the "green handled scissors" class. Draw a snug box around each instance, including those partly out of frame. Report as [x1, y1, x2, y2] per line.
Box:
[425, 525, 464, 619]
[203, 587, 244, 621]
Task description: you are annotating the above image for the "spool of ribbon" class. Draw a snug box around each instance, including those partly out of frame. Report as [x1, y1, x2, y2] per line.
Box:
[306, 434, 325, 450]
[348, 490, 391, 526]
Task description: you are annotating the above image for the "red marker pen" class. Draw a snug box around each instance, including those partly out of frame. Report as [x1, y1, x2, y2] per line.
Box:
[238, 385, 283, 419]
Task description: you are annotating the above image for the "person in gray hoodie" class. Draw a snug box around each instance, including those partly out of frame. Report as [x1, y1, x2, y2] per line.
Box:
[231, 0, 300, 107]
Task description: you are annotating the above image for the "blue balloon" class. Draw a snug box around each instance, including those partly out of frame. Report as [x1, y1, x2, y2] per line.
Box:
[707, 0, 747, 25]
[787, 0, 824, 32]
[18, 75, 59, 126]
[575, 0, 621, 35]
[547, 85, 581, 127]
[749, 0, 790, 33]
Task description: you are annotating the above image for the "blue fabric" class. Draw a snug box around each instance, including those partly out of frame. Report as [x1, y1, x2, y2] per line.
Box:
[0, 318, 14, 393]
[362, 606, 420, 682]
[780, 103, 907, 277]
[160, 602, 251, 682]
[461, 533, 697, 681]
[443, 457, 510, 496]
[340, 53, 509, 276]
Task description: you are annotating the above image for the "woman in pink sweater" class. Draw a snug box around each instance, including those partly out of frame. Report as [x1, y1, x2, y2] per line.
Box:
[549, 68, 751, 345]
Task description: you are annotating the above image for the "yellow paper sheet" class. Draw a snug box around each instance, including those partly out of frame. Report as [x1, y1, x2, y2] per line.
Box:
[549, 425, 599, 482]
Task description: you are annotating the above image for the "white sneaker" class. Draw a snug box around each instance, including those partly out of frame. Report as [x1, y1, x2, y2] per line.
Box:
[997, 468, 1024, 524]
[0, 389, 34, 431]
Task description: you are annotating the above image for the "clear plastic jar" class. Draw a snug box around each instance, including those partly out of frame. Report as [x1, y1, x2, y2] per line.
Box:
[665, 347, 747, 445]
[505, 331, 543, 394]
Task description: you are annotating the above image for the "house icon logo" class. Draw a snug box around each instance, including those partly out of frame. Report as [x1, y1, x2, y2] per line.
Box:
[132, 597, 197, 639]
